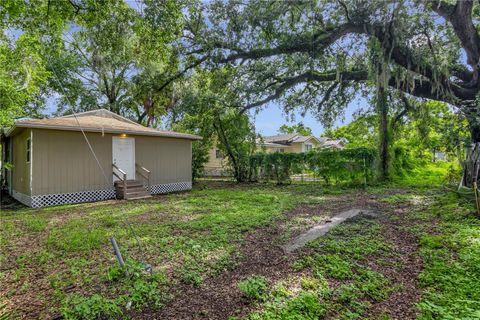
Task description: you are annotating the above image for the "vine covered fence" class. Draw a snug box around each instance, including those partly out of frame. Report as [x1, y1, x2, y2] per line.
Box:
[249, 147, 376, 185]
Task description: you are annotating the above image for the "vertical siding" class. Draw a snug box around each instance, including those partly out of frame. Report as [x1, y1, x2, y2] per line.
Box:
[32, 129, 113, 195]
[12, 129, 31, 195]
[135, 136, 192, 184]
[31, 130, 192, 195]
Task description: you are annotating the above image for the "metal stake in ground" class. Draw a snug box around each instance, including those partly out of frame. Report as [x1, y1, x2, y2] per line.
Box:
[110, 237, 129, 277]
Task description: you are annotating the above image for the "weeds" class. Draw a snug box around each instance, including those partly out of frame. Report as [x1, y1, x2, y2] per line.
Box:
[0, 304, 10, 320]
[61, 294, 122, 320]
[4, 179, 480, 319]
[1, 184, 324, 318]
[181, 268, 204, 287]
[238, 275, 268, 301]
[416, 193, 480, 319]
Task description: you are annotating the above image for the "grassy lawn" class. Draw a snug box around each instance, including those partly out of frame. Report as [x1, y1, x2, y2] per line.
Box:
[0, 182, 329, 319]
[1, 176, 480, 319]
[234, 188, 480, 320]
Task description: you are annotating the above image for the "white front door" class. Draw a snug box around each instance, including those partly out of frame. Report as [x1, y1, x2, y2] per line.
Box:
[112, 136, 135, 180]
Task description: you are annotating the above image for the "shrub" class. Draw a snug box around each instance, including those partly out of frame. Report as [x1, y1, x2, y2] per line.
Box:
[238, 275, 268, 301]
[250, 147, 376, 185]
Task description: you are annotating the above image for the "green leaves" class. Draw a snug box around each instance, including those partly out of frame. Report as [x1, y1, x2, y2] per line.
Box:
[238, 275, 269, 301]
[250, 147, 376, 185]
[0, 32, 49, 126]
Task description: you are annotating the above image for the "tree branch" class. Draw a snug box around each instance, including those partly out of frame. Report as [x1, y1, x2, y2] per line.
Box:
[429, 0, 480, 84]
[238, 67, 474, 113]
[153, 56, 208, 93]
[240, 70, 367, 112]
[216, 22, 362, 63]
[392, 95, 414, 129]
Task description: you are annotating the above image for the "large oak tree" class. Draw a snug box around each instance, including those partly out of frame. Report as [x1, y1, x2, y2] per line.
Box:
[185, 0, 480, 181]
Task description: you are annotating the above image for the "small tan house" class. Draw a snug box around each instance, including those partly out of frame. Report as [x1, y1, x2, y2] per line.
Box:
[1, 109, 201, 207]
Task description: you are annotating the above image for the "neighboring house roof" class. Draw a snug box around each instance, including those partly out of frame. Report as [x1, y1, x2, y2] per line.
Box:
[263, 133, 298, 144]
[5, 109, 202, 140]
[257, 141, 287, 148]
[320, 137, 347, 149]
[262, 133, 322, 145]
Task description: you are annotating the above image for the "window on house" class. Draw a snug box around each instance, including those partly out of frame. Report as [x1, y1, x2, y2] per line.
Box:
[26, 138, 31, 163]
[215, 149, 223, 159]
[279, 148, 285, 153]
[305, 144, 313, 152]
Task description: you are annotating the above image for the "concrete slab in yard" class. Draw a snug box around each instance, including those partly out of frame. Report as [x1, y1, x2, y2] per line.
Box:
[284, 208, 378, 253]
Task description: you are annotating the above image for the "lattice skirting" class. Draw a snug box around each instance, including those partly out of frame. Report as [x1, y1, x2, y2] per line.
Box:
[150, 181, 192, 194]
[30, 189, 116, 208]
[12, 182, 192, 208]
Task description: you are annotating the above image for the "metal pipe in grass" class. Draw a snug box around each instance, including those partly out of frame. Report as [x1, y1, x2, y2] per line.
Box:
[110, 237, 129, 277]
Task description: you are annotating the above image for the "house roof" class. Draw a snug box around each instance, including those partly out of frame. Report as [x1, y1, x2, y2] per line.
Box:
[263, 133, 298, 144]
[291, 135, 321, 144]
[257, 141, 287, 148]
[319, 137, 347, 149]
[6, 109, 202, 140]
[263, 133, 321, 145]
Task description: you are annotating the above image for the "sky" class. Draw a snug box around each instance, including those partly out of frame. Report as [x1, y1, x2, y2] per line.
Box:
[252, 96, 368, 137]
[39, 0, 374, 137]
[43, 93, 367, 137]
[44, 95, 366, 137]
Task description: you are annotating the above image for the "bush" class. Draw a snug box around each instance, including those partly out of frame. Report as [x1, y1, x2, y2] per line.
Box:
[238, 275, 268, 301]
[250, 147, 376, 185]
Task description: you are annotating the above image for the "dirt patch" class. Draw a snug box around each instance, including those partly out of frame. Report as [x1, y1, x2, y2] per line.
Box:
[136, 190, 424, 320]
[134, 216, 297, 320]
[361, 202, 426, 320]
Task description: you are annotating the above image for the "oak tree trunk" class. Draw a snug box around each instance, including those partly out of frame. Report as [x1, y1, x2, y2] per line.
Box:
[377, 84, 390, 181]
[463, 116, 480, 187]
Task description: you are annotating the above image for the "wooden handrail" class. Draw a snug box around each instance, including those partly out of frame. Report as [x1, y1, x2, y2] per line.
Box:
[135, 163, 151, 193]
[112, 163, 126, 176]
[137, 164, 150, 174]
[112, 164, 127, 199]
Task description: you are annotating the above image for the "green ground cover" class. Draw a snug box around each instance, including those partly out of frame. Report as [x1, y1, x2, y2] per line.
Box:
[1, 164, 479, 319]
[235, 184, 480, 319]
[1, 183, 325, 319]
